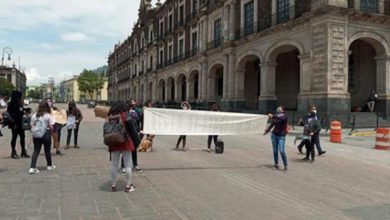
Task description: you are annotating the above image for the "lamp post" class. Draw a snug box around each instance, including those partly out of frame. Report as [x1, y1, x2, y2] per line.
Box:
[1, 47, 13, 67]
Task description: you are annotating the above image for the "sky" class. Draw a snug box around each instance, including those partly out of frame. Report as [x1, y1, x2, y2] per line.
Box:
[0, 0, 165, 86]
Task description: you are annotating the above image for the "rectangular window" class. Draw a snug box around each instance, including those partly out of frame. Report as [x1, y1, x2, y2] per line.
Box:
[277, 0, 290, 24]
[360, 0, 378, 13]
[160, 22, 164, 36]
[179, 39, 184, 58]
[192, 32, 197, 54]
[169, 14, 173, 32]
[214, 19, 222, 47]
[160, 50, 164, 65]
[179, 6, 184, 22]
[150, 56, 153, 68]
[193, 0, 198, 12]
[244, 1, 254, 36]
[168, 45, 173, 62]
[150, 30, 153, 42]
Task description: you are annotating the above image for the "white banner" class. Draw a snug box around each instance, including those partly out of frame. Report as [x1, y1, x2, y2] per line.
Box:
[143, 108, 269, 135]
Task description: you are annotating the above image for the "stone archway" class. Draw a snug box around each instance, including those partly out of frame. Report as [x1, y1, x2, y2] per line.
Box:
[167, 77, 175, 103]
[189, 70, 200, 102]
[208, 64, 224, 103]
[237, 55, 261, 109]
[158, 79, 166, 102]
[348, 37, 387, 111]
[267, 45, 301, 111]
[177, 74, 187, 102]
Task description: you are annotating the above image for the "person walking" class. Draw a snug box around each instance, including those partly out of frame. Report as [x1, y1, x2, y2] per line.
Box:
[65, 101, 83, 149]
[49, 100, 67, 155]
[106, 101, 136, 192]
[303, 110, 322, 162]
[7, 91, 30, 159]
[367, 90, 378, 112]
[127, 99, 142, 172]
[29, 102, 56, 174]
[206, 103, 219, 153]
[264, 106, 288, 171]
[176, 101, 191, 151]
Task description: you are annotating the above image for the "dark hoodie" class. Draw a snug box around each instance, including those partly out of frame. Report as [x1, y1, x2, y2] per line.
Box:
[7, 91, 23, 129]
[265, 113, 288, 137]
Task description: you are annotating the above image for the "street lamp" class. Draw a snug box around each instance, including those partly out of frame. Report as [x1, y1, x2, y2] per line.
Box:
[1, 47, 13, 66]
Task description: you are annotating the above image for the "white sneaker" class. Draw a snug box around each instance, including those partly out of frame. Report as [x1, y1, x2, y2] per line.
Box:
[29, 168, 40, 174]
[47, 165, 56, 171]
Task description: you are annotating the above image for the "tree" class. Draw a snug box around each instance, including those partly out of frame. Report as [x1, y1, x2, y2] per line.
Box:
[78, 69, 104, 101]
[0, 78, 15, 97]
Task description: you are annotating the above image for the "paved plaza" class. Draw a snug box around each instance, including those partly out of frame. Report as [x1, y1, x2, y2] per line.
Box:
[0, 104, 390, 220]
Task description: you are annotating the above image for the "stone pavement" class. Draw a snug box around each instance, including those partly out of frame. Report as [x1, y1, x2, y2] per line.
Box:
[0, 104, 390, 220]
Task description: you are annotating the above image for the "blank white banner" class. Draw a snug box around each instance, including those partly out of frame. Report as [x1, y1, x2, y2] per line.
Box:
[143, 108, 268, 135]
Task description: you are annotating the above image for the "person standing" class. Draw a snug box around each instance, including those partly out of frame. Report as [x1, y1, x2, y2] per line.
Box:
[303, 110, 322, 162]
[49, 100, 67, 155]
[29, 102, 56, 174]
[106, 101, 136, 192]
[367, 90, 378, 112]
[176, 101, 191, 151]
[65, 101, 83, 149]
[264, 106, 288, 171]
[206, 103, 219, 153]
[7, 91, 30, 159]
[127, 99, 142, 172]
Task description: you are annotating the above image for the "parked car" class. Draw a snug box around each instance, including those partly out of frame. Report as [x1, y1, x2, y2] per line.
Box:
[87, 101, 97, 108]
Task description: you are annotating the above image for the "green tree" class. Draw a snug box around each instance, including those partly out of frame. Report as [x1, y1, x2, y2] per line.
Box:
[78, 69, 104, 101]
[0, 78, 15, 97]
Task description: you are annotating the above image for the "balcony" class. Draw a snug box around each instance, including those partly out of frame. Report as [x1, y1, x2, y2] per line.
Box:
[235, 19, 271, 40]
[207, 38, 222, 50]
[118, 76, 130, 84]
[157, 63, 164, 69]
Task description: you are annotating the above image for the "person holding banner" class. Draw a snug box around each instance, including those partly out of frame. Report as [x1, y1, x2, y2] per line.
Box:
[264, 106, 288, 171]
[206, 103, 219, 153]
[176, 101, 191, 151]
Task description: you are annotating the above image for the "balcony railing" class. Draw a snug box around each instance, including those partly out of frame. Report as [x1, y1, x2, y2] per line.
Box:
[207, 38, 222, 50]
[235, 19, 271, 40]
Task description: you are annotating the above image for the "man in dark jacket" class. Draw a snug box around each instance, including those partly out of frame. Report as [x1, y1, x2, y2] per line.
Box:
[303, 111, 321, 162]
[264, 106, 288, 171]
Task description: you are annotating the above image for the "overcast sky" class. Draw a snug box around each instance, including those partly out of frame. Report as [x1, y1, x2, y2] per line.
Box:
[0, 0, 165, 86]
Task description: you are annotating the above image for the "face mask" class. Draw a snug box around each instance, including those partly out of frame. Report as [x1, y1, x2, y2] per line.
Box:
[312, 110, 317, 114]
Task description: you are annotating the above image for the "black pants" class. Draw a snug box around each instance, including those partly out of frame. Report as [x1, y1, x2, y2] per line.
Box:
[176, 135, 186, 147]
[66, 126, 79, 146]
[299, 137, 324, 155]
[54, 123, 63, 144]
[306, 134, 318, 160]
[11, 128, 26, 154]
[30, 132, 52, 168]
[207, 135, 218, 149]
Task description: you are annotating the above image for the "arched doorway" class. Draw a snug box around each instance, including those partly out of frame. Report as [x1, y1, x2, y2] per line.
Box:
[268, 45, 300, 111]
[177, 74, 187, 102]
[348, 38, 386, 111]
[167, 77, 175, 103]
[158, 80, 166, 102]
[189, 70, 199, 101]
[209, 64, 224, 102]
[238, 55, 261, 109]
[148, 82, 153, 101]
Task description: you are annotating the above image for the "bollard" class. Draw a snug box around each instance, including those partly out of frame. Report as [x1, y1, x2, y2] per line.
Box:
[330, 120, 342, 143]
[375, 128, 390, 150]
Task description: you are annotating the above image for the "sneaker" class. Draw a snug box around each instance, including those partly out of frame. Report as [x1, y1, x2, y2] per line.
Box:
[302, 157, 310, 161]
[29, 168, 40, 174]
[272, 165, 279, 170]
[125, 184, 136, 193]
[206, 148, 211, 153]
[56, 150, 63, 156]
[133, 166, 143, 173]
[319, 151, 326, 156]
[298, 147, 303, 154]
[111, 185, 117, 192]
[74, 145, 80, 149]
[47, 165, 56, 171]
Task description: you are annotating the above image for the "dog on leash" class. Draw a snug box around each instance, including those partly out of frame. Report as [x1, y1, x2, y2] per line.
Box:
[138, 135, 155, 152]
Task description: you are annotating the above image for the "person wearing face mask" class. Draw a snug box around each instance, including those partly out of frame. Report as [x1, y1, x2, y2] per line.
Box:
[176, 101, 191, 151]
[303, 107, 322, 162]
[264, 106, 288, 171]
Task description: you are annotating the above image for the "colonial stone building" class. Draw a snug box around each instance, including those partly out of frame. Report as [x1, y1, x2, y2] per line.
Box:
[0, 64, 27, 93]
[108, 0, 390, 115]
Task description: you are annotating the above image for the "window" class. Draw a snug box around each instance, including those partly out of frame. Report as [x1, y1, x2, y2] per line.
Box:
[141, 61, 144, 72]
[179, 6, 184, 22]
[214, 19, 222, 47]
[169, 14, 173, 32]
[149, 30, 153, 42]
[277, 0, 289, 24]
[159, 50, 164, 65]
[150, 56, 153, 68]
[360, 0, 378, 13]
[168, 45, 173, 62]
[244, 1, 254, 36]
[179, 39, 184, 58]
[192, 32, 197, 53]
[160, 21, 164, 36]
[193, 0, 198, 12]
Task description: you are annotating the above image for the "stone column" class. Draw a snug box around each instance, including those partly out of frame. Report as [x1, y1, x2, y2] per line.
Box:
[175, 81, 181, 103]
[228, 52, 236, 101]
[379, 0, 385, 14]
[164, 81, 169, 102]
[186, 80, 191, 102]
[200, 60, 208, 102]
[223, 5, 230, 41]
[258, 62, 277, 113]
[199, 21, 203, 52]
[229, 2, 236, 41]
[152, 77, 158, 102]
[235, 69, 246, 103]
[271, 0, 277, 25]
[375, 55, 390, 114]
[203, 17, 209, 52]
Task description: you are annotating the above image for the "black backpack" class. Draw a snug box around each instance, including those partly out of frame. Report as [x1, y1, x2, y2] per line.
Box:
[215, 139, 224, 154]
[103, 115, 127, 150]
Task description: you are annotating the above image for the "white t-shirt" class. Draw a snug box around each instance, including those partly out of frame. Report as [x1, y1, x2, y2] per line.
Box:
[30, 113, 55, 129]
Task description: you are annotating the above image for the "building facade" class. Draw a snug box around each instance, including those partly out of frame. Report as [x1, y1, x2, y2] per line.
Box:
[0, 64, 27, 93]
[62, 76, 109, 103]
[108, 0, 390, 115]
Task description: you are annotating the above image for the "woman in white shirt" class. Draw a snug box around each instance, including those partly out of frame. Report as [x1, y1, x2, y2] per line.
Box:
[29, 102, 56, 174]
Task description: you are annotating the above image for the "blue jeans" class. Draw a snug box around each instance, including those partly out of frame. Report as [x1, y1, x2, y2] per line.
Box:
[271, 134, 288, 167]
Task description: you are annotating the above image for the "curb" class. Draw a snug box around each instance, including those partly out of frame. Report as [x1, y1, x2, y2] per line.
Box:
[349, 131, 376, 137]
